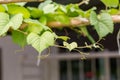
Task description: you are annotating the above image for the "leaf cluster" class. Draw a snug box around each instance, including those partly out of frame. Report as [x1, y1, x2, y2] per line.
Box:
[0, 0, 119, 58]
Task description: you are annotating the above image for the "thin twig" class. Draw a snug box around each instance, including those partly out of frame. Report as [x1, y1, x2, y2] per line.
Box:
[16, 30, 28, 35]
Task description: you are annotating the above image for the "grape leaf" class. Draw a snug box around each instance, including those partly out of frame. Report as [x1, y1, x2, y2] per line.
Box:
[12, 30, 27, 47]
[63, 41, 78, 51]
[8, 14, 23, 30]
[38, 0, 52, 9]
[66, 4, 80, 17]
[7, 4, 30, 18]
[24, 19, 51, 31]
[54, 14, 70, 24]
[0, 13, 23, 36]
[42, 4, 58, 14]
[39, 16, 47, 25]
[27, 7, 43, 18]
[27, 24, 43, 34]
[27, 31, 55, 53]
[101, 0, 119, 7]
[0, 13, 9, 35]
[90, 11, 114, 38]
[0, 5, 6, 12]
[108, 9, 119, 15]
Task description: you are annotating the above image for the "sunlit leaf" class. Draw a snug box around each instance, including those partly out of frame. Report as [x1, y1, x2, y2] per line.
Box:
[38, 0, 52, 9]
[0, 12, 9, 35]
[8, 14, 23, 30]
[27, 31, 55, 53]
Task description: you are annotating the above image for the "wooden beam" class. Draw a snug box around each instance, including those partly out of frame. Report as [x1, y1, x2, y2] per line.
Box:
[47, 15, 120, 28]
[0, 0, 43, 4]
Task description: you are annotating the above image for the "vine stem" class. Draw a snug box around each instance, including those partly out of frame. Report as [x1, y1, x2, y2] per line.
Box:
[16, 30, 28, 35]
[77, 0, 90, 6]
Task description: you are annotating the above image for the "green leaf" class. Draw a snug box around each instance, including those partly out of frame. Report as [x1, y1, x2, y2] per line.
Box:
[0, 5, 6, 12]
[42, 4, 58, 14]
[8, 14, 23, 30]
[39, 16, 47, 25]
[90, 11, 114, 38]
[7, 4, 30, 18]
[38, 0, 52, 9]
[0, 13, 23, 36]
[89, 11, 98, 25]
[54, 15, 70, 24]
[27, 31, 55, 53]
[57, 36, 70, 41]
[12, 30, 27, 47]
[27, 24, 43, 34]
[108, 9, 119, 15]
[0, 12, 10, 35]
[101, 0, 119, 7]
[66, 4, 80, 17]
[63, 41, 78, 51]
[24, 19, 51, 31]
[28, 7, 43, 18]
[38, 0, 57, 14]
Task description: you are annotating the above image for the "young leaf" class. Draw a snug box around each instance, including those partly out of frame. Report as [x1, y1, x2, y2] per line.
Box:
[27, 31, 55, 53]
[57, 36, 70, 41]
[0, 12, 9, 35]
[63, 42, 78, 51]
[90, 11, 114, 38]
[101, 0, 119, 8]
[12, 30, 27, 47]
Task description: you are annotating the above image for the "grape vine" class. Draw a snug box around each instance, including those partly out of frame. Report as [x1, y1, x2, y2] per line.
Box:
[0, 0, 119, 62]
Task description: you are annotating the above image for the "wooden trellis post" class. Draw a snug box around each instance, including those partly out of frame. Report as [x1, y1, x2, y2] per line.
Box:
[0, 0, 43, 4]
